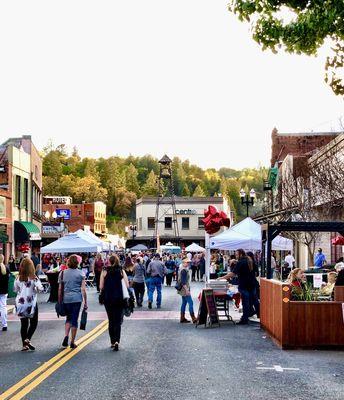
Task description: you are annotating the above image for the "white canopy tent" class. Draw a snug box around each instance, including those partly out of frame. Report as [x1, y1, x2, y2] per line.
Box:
[40, 232, 102, 254]
[210, 217, 293, 251]
[160, 244, 181, 254]
[76, 229, 110, 252]
[185, 243, 206, 252]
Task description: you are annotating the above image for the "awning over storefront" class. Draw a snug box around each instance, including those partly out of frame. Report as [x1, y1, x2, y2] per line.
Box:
[14, 221, 41, 241]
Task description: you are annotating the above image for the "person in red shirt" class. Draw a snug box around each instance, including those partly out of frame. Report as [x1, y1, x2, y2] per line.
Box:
[94, 253, 104, 292]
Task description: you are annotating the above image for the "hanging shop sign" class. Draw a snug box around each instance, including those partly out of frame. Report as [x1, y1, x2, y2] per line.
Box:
[56, 209, 71, 220]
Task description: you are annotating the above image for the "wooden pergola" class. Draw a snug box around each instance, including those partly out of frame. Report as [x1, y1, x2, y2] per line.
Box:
[261, 221, 344, 278]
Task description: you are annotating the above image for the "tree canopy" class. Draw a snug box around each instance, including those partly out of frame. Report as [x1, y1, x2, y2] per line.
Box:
[42, 144, 267, 233]
[228, 0, 344, 96]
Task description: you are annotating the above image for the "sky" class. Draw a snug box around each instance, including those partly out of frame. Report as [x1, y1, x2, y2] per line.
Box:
[0, 1, 343, 170]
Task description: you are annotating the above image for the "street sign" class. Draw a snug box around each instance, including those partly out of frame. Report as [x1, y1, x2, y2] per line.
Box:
[56, 209, 71, 220]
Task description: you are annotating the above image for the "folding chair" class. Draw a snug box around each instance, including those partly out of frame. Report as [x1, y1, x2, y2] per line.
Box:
[86, 273, 95, 288]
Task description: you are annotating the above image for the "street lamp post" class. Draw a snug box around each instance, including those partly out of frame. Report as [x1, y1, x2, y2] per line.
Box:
[239, 188, 256, 217]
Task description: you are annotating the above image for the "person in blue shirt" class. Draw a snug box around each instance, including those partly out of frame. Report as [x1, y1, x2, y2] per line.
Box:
[314, 248, 326, 268]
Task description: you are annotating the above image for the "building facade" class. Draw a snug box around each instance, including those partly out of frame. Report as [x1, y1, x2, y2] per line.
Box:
[133, 196, 231, 247]
[42, 198, 107, 242]
[261, 129, 344, 268]
[0, 135, 42, 260]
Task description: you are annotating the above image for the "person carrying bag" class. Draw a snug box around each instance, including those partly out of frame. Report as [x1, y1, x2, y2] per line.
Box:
[99, 254, 130, 351]
[14, 258, 43, 351]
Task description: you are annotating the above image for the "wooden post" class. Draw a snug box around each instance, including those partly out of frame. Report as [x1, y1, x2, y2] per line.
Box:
[205, 232, 211, 283]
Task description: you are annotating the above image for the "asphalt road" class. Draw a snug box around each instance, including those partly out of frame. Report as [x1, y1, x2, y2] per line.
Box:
[0, 283, 343, 400]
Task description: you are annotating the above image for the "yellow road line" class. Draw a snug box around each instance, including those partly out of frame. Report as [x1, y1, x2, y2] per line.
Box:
[0, 320, 108, 400]
[10, 324, 109, 400]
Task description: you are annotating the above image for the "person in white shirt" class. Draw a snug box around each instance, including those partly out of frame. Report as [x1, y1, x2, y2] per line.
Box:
[284, 251, 295, 270]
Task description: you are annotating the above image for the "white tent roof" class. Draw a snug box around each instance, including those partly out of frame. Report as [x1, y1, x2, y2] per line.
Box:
[185, 243, 206, 252]
[210, 217, 293, 251]
[271, 235, 293, 251]
[76, 229, 110, 251]
[40, 232, 102, 254]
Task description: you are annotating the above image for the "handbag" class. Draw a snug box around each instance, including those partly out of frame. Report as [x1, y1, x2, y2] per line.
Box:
[121, 278, 130, 300]
[55, 271, 66, 317]
[80, 307, 87, 330]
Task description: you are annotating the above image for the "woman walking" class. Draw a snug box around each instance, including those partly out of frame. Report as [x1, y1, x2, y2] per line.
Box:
[100, 255, 129, 351]
[133, 257, 146, 307]
[14, 258, 43, 350]
[177, 258, 197, 323]
[59, 255, 87, 349]
[0, 255, 10, 331]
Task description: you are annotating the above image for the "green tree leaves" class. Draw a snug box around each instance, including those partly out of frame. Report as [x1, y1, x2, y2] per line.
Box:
[42, 144, 267, 225]
[228, 0, 344, 95]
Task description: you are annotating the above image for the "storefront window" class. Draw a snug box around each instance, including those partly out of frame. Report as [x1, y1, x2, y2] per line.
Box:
[15, 175, 21, 206]
[182, 217, 189, 230]
[147, 217, 155, 230]
[165, 217, 172, 230]
[198, 217, 205, 229]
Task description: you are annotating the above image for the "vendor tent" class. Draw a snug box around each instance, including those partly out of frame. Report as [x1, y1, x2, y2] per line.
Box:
[160, 244, 181, 254]
[40, 232, 102, 254]
[185, 243, 206, 252]
[271, 235, 293, 251]
[76, 229, 110, 251]
[130, 244, 148, 251]
[210, 217, 293, 251]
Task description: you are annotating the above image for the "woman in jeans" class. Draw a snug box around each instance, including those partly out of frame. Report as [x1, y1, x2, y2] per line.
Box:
[132, 257, 146, 307]
[14, 258, 43, 351]
[0, 255, 10, 331]
[177, 258, 197, 324]
[100, 255, 129, 351]
[59, 254, 87, 349]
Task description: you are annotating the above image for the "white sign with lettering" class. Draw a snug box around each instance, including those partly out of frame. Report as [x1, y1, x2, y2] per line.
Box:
[313, 273, 323, 288]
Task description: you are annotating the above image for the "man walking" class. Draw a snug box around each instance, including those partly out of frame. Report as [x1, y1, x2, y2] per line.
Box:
[314, 248, 326, 269]
[146, 254, 167, 309]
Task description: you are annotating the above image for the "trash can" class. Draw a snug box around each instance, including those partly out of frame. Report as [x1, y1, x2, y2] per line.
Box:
[8, 273, 16, 298]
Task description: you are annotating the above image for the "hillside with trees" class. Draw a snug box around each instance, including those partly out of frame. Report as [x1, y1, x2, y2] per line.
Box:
[42, 142, 267, 234]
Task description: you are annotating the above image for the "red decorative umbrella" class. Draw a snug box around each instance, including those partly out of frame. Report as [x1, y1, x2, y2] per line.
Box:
[332, 236, 344, 245]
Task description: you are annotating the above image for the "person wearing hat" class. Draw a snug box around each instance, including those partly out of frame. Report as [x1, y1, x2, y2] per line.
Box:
[146, 254, 167, 309]
[177, 258, 197, 323]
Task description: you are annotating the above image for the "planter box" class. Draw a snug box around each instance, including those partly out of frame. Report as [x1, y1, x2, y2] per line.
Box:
[260, 278, 344, 349]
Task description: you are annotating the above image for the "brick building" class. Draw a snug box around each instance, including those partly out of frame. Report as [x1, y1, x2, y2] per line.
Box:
[261, 129, 343, 268]
[270, 128, 338, 167]
[42, 198, 107, 241]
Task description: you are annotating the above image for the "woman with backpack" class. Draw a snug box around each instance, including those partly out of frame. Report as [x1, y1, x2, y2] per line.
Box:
[100, 255, 129, 351]
[14, 258, 43, 351]
[0, 255, 10, 332]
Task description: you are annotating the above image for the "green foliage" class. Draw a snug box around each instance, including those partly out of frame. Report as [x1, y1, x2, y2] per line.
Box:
[42, 144, 267, 222]
[228, 0, 344, 96]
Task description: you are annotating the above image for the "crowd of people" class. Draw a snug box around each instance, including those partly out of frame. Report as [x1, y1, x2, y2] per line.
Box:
[0, 246, 343, 352]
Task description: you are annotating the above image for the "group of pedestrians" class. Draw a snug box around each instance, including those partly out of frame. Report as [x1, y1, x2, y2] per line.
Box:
[218, 249, 260, 325]
[0, 247, 264, 353]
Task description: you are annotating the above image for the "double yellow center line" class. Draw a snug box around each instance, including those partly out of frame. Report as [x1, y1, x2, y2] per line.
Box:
[0, 320, 108, 400]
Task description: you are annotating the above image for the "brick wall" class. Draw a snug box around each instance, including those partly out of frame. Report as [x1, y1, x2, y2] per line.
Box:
[271, 128, 339, 167]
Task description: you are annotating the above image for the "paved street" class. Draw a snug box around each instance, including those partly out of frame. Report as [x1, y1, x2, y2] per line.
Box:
[0, 283, 343, 400]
